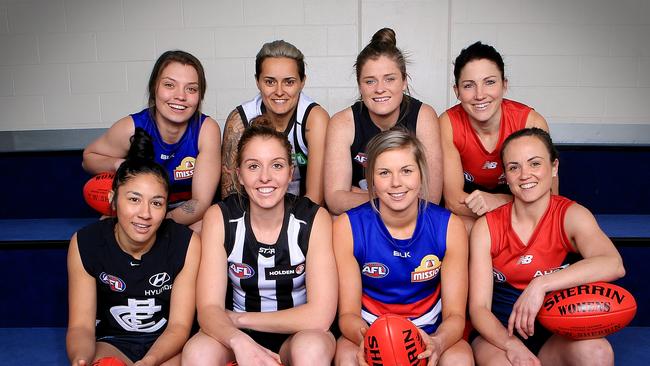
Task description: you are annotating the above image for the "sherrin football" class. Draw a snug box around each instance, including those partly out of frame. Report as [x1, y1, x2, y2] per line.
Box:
[83, 172, 115, 216]
[92, 357, 127, 366]
[537, 282, 636, 340]
[364, 314, 427, 366]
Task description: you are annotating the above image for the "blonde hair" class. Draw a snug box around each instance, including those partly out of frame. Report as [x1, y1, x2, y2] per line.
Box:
[365, 128, 429, 212]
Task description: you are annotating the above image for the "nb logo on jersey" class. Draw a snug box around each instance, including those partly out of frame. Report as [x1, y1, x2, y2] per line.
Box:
[149, 272, 171, 288]
[354, 153, 368, 167]
[110, 298, 166, 333]
[482, 161, 498, 170]
[518, 255, 534, 265]
[362, 262, 389, 278]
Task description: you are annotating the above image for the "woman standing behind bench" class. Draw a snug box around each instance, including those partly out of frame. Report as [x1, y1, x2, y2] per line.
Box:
[325, 28, 443, 215]
[220, 40, 329, 204]
[440, 42, 552, 232]
[83, 50, 221, 232]
[469, 128, 624, 366]
[67, 128, 200, 366]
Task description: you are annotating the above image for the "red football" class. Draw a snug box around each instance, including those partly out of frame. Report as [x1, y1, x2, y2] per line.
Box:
[92, 357, 127, 366]
[537, 282, 637, 340]
[365, 314, 426, 365]
[83, 172, 115, 216]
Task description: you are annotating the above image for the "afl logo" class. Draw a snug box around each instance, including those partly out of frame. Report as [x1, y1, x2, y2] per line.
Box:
[229, 263, 255, 279]
[99, 272, 126, 292]
[362, 262, 389, 278]
[493, 269, 506, 283]
[463, 171, 474, 183]
[149, 272, 171, 288]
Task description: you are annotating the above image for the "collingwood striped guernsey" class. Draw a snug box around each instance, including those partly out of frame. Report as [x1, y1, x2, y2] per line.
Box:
[219, 194, 320, 312]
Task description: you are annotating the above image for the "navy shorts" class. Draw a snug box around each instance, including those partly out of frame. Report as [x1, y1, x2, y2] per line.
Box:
[97, 333, 159, 362]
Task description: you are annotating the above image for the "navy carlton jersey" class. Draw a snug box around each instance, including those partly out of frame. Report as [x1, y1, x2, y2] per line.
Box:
[349, 96, 422, 190]
[218, 194, 319, 313]
[486, 195, 580, 325]
[131, 108, 207, 206]
[348, 201, 450, 334]
[237, 93, 318, 196]
[76, 218, 192, 338]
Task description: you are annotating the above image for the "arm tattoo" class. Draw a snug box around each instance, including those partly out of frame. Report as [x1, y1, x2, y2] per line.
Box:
[221, 111, 245, 199]
[179, 199, 199, 214]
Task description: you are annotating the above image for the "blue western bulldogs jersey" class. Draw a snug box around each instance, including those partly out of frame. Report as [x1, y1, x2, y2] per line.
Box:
[131, 108, 207, 206]
[348, 201, 451, 334]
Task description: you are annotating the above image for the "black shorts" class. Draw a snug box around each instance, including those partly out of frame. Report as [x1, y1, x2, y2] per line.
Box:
[243, 329, 291, 354]
[97, 333, 159, 362]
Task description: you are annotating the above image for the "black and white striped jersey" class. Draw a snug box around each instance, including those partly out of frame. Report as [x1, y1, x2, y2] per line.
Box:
[219, 194, 320, 313]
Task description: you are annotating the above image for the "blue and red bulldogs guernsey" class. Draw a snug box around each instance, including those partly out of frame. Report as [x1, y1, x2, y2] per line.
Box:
[348, 201, 450, 334]
[131, 108, 207, 206]
[486, 195, 580, 325]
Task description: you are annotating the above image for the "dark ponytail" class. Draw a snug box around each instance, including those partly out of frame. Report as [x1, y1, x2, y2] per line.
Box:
[354, 28, 409, 84]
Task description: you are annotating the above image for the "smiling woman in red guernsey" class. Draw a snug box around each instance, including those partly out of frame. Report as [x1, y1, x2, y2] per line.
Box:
[440, 42, 555, 233]
[67, 129, 200, 366]
[83, 50, 221, 233]
[182, 116, 337, 366]
[469, 128, 624, 366]
[324, 28, 443, 215]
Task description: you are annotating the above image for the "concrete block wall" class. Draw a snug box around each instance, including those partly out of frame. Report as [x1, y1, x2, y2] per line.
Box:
[0, 0, 648, 144]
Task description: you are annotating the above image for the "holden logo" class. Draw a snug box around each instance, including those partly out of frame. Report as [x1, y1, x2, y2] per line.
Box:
[149, 272, 171, 288]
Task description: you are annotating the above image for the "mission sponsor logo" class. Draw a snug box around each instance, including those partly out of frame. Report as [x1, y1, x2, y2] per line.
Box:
[100, 272, 126, 292]
[362, 262, 389, 278]
[229, 263, 255, 279]
[265, 263, 306, 280]
[411, 254, 441, 282]
[174, 157, 195, 180]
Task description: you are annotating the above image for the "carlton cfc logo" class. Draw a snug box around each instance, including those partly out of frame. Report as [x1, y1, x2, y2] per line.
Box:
[100, 272, 126, 292]
[229, 263, 255, 279]
[362, 262, 389, 278]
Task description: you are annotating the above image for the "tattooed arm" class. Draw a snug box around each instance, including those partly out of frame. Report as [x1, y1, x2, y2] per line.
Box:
[221, 110, 245, 199]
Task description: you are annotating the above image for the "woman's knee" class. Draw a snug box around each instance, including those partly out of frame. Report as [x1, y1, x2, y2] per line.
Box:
[182, 330, 230, 366]
[285, 329, 336, 364]
[439, 340, 475, 366]
[334, 336, 360, 366]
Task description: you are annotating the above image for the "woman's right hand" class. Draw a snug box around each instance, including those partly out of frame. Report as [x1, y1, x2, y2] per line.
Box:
[355, 327, 370, 366]
[504, 339, 541, 366]
[231, 333, 282, 366]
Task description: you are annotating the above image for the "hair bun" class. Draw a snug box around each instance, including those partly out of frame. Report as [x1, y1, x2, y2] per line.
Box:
[249, 114, 275, 130]
[370, 28, 397, 47]
[127, 127, 155, 161]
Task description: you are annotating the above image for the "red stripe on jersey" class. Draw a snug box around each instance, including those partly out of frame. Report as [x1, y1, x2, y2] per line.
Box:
[362, 286, 441, 318]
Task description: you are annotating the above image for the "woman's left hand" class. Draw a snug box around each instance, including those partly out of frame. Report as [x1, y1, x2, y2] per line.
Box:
[508, 278, 545, 339]
[355, 327, 370, 366]
[416, 328, 442, 366]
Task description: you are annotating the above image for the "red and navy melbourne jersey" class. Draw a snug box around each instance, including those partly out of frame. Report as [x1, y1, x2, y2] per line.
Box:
[447, 99, 530, 191]
[349, 96, 421, 189]
[131, 108, 207, 206]
[486, 195, 579, 324]
[348, 201, 451, 334]
[77, 219, 192, 338]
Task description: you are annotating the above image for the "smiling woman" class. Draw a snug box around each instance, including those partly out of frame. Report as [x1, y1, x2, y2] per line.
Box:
[324, 28, 443, 215]
[67, 129, 201, 366]
[183, 116, 338, 366]
[220, 40, 329, 204]
[82, 50, 221, 233]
